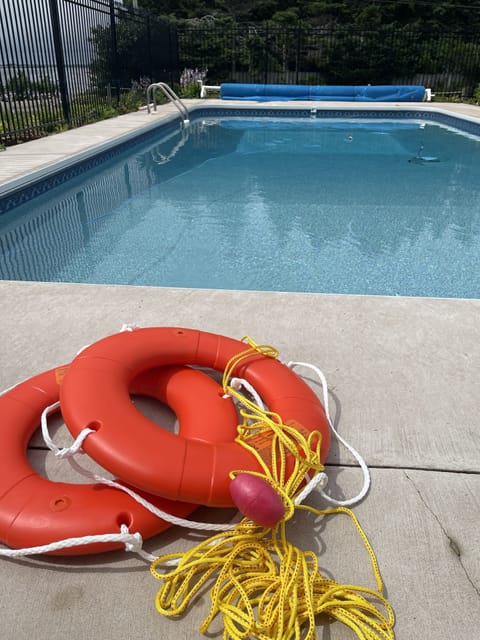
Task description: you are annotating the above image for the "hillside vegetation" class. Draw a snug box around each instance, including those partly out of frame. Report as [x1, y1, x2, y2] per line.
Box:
[139, 0, 480, 31]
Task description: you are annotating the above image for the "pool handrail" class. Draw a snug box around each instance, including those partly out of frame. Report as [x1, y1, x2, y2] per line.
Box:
[147, 82, 190, 124]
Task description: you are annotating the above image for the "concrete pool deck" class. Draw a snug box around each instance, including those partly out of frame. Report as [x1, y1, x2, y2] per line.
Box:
[0, 100, 479, 639]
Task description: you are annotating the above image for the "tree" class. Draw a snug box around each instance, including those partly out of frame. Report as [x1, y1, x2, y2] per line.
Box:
[89, 7, 177, 90]
[4, 72, 58, 99]
[137, 0, 480, 32]
[5, 72, 33, 99]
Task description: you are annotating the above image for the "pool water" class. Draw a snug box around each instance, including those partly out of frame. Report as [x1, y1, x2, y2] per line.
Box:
[1, 117, 479, 298]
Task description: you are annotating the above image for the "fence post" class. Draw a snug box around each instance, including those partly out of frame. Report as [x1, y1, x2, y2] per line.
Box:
[48, 0, 71, 125]
[264, 23, 269, 84]
[146, 15, 152, 79]
[109, 0, 120, 103]
[295, 26, 301, 84]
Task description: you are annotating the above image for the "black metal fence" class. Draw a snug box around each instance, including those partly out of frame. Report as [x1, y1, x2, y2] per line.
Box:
[1, 0, 479, 146]
[178, 24, 480, 94]
[0, 0, 176, 145]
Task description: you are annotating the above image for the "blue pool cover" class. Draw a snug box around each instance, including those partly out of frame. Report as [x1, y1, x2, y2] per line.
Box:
[220, 84, 426, 102]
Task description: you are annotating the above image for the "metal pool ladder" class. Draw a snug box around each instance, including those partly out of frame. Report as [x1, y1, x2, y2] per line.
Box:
[146, 82, 190, 124]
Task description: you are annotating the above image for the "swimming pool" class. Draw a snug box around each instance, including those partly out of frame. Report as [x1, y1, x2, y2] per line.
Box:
[1, 108, 479, 298]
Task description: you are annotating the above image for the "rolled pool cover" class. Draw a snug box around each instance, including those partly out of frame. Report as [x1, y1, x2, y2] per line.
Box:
[220, 84, 426, 102]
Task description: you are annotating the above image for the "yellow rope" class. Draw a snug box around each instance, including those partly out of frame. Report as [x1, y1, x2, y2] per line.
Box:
[151, 337, 395, 640]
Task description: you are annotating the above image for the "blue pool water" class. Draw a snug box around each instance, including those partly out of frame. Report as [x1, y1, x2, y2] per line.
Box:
[1, 115, 479, 298]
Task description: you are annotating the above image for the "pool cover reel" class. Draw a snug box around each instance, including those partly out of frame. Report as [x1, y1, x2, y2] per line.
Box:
[220, 83, 426, 102]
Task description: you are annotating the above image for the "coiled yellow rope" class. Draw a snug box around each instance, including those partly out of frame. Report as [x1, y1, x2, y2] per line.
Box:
[151, 338, 395, 640]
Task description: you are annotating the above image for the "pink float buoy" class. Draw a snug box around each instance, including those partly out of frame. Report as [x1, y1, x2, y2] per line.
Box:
[230, 473, 285, 528]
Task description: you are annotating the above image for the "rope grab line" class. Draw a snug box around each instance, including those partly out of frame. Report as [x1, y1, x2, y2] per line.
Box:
[151, 337, 394, 640]
[0, 524, 155, 562]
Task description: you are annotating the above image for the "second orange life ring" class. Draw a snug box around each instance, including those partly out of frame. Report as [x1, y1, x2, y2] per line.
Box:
[0, 364, 229, 554]
[60, 327, 330, 507]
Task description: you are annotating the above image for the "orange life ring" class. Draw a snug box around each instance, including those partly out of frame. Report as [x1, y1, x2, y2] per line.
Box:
[0, 365, 219, 555]
[60, 327, 330, 507]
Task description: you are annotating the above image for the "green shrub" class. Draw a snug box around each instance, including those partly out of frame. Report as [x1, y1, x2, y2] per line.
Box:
[179, 67, 207, 98]
[5, 71, 58, 99]
[117, 90, 144, 113]
[179, 81, 201, 98]
[473, 83, 480, 104]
